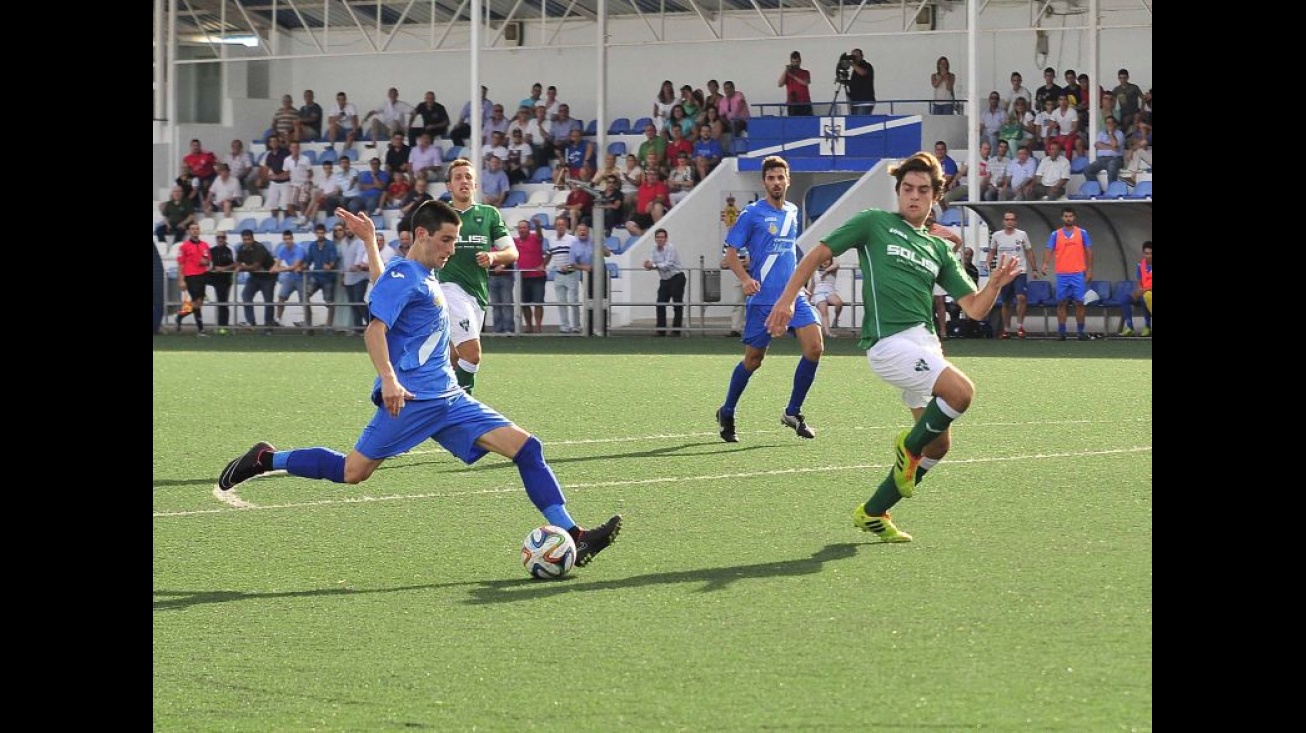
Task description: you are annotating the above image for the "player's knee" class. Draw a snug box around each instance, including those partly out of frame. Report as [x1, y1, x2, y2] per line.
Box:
[342, 464, 375, 484]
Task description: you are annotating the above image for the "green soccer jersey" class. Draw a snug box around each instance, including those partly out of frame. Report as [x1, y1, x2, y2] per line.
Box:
[823, 209, 977, 349]
[444, 203, 510, 307]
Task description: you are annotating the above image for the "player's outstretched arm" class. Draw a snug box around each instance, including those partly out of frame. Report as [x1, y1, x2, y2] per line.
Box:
[767, 242, 831, 336]
[336, 207, 385, 283]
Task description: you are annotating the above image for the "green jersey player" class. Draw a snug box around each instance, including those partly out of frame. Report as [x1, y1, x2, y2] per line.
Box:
[442, 158, 515, 394]
[766, 151, 1022, 543]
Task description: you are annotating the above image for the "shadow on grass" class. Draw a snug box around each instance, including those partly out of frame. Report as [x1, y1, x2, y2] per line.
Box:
[153, 542, 874, 611]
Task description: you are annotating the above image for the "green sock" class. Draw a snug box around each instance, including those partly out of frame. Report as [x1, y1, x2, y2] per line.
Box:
[456, 367, 475, 394]
[906, 399, 956, 454]
[863, 471, 905, 516]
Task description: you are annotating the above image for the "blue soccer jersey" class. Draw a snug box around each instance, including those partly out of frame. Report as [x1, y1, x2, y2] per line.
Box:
[724, 199, 801, 306]
[366, 258, 462, 401]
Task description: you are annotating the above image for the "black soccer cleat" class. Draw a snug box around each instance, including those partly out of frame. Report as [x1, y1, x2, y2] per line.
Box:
[218, 441, 276, 491]
[781, 412, 816, 439]
[716, 408, 739, 443]
[574, 514, 623, 567]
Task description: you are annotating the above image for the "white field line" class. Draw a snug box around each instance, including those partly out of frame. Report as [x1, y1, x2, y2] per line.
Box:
[162, 444, 1151, 518]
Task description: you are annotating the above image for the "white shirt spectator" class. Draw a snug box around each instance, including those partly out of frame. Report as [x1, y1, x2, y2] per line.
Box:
[342, 236, 370, 286]
[209, 173, 243, 207]
[1035, 154, 1071, 187]
[543, 232, 577, 272]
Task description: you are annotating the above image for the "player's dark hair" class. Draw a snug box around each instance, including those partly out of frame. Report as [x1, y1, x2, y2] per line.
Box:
[761, 155, 789, 176]
[889, 152, 945, 198]
[1141, 241, 1152, 252]
[411, 200, 461, 236]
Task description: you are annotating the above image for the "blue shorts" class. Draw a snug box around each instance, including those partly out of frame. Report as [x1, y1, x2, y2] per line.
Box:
[355, 391, 513, 464]
[742, 295, 820, 349]
[998, 273, 1028, 303]
[1055, 273, 1086, 303]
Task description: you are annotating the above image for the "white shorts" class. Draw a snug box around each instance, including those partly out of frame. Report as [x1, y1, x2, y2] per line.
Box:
[812, 282, 837, 305]
[265, 181, 289, 210]
[866, 324, 954, 410]
[441, 282, 485, 347]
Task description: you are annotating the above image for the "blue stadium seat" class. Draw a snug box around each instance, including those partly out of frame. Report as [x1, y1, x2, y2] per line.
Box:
[1025, 279, 1056, 334]
[321, 215, 339, 232]
[804, 179, 857, 223]
[317, 148, 338, 165]
[1086, 279, 1113, 316]
[1069, 156, 1089, 175]
[583, 119, 597, 136]
[446, 146, 464, 161]
[1103, 280, 1137, 333]
[936, 208, 963, 227]
[341, 149, 359, 162]
[502, 189, 528, 208]
[607, 141, 627, 156]
[607, 118, 631, 135]
[257, 216, 282, 233]
[631, 117, 653, 132]
[1125, 180, 1152, 199]
[1068, 180, 1102, 200]
[605, 234, 624, 254]
[532, 212, 550, 228]
[438, 191, 453, 202]
[606, 262, 620, 279]
[235, 217, 259, 233]
[300, 149, 317, 165]
[1103, 180, 1130, 199]
[529, 166, 554, 183]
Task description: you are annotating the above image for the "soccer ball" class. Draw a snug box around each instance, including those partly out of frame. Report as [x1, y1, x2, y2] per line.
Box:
[521, 525, 577, 579]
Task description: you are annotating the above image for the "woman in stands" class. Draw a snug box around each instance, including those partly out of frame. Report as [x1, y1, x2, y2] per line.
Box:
[652, 81, 676, 135]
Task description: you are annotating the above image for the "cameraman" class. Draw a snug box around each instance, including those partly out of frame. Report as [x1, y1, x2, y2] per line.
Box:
[844, 48, 876, 115]
[778, 51, 813, 117]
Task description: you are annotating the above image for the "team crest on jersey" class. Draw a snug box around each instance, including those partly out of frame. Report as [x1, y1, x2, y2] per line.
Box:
[459, 318, 471, 332]
[768, 223, 778, 235]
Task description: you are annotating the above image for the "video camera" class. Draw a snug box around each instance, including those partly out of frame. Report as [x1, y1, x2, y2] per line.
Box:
[835, 53, 854, 85]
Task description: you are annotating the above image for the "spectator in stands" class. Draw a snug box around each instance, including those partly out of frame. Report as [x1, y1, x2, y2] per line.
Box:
[637, 122, 667, 173]
[283, 140, 315, 225]
[933, 141, 960, 194]
[205, 163, 243, 217]
[324, 92, 359, 151]
[558, 170, 595, 226]
[1001, 71, 1032, 114]
[302, 223, 339, 329]
[208, 231, 236, 330]
[667, 152, 696, 206]
[1117, 134, 1152, 185]
[703, 105, 728, 145]
[778, 50, 813, 117]
[1041, 207, 1093, 341]
[225, 139, 259, 195]
[555, 128, 595, 187]
[480, 156, 511, 208]
[376, 171, 411, 214]
[313, 160, 343, 214]
[270, 95, 299, 143]
[666, 104, 696, 140]
[704, 79, 723, 113]
[396, 175, 434, 219]
[482, 103, 509, 146]
[296, 89, 323, 143]
[174, 223, 213, 335]
[652, 80, 677, 134]
[514, 219, 548, 334]
[720, 231, 748, 337]
[619, 153, 643, 213]
[693, 123, 724, 182]
[810, 256, 844, 338]
[666, 123, 694, 163]
[941, 140, 990, 208]
[550, 104, 582, 151]
[519, 83, 543, 113]
[505, 129, 533, 184]
[362, 87, 414, 149]
[979, 91, 1006, 153]
[544, 216, 582, 333]
[930, 57, 957, 115]
[1002, 96, 1036, 151]
[596, 175, 625, 235]
[340, 228, 371, 332]
[408, 91, 450, 145]
[1032, 140, 1071, 200]
[383, 132, 411, 176]
[176, 162, 201, 209]
[626, 169, 670, 237]
[1098, 91, 1119, 134]
[1112, 69, 1145, 130]
[1034, 67, 1062, 113]
[846, 48, 876, 115]
[1002, 144, 1038, 201]
[271, 230, 306, 325]
[644, 228, 686, 336]
[679, 85, 701, 123]
[525, 103, 553, 166]
[357, 158, 389, 215]
[235, 229, 277, 332]
[643, 150, 668, 185]
[261, 134, 291, 218]
[1063, 70, 1087, 125]
[1119, 241, 1152, 337]
[488, 229, 517, 334]
[1084, 115, 1126, 184]
[450, 86, 492, 147]
[157, 185, 196, 244]
[982, 139, 1011, 202]
[538, 85, 563, 121]
[718, 80, 750, 139]
[571, 221, 612, 334]
[184, 138, 218, 201]
[1034, 96, 1058, 152]
[407, 133, 443, 182]
[1049, 92, 1080, 155]
[507, 105, 533, 141]
[591, 153, 621, 189]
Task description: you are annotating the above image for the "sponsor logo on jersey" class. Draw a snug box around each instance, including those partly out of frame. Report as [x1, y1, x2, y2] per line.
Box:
[886, 243, 940, 276]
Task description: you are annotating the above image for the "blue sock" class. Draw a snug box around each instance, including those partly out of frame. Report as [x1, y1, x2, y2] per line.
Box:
[1058, 324, 1067, 335]
[1121, 301, 1135, 329]
[786, 357, 819, 416]
[279, 448, 347, 483]
[721, 361, 753, 416]
[514, 436, 575, 530]
[1076, 322, 1085, 334]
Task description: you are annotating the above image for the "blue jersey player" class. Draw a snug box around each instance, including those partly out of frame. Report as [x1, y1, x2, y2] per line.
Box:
[716, 155, 823, 443]
[217, 201, 622, 567]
